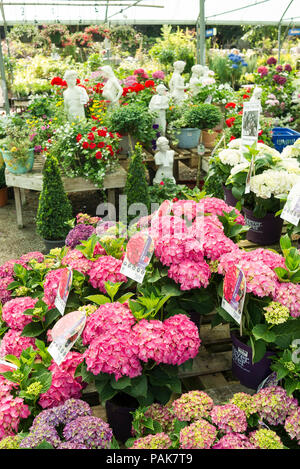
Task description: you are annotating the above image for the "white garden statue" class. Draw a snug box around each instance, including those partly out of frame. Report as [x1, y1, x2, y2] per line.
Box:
[153, 136, 175, 184]
[169, 60, 188, 105]
[100, 65, 123, 107]
[250, 86, 263, 112]
[189, 64, 205, 96]
[148, 84, 169, 135]
[63, 70, 89, 121]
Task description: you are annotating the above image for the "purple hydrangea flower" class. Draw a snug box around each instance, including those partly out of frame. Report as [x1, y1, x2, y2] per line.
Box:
[63, 416, 113, 449]
[30, 407, 64, 430]
[57, 442, 88, 449]
[19, 424, 61, 448]
[59, 398, 93, 425]
[65, 224, 96, 249]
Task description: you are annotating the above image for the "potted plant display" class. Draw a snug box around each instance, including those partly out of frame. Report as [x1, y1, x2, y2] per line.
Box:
[169, 103, 222, 149]
[105, 103, 157, 154]
[36, 155, 73, 253]
[1, 117, 34, 175]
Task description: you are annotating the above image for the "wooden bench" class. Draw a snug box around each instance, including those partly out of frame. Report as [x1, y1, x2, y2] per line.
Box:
[5, 163, 127, 228]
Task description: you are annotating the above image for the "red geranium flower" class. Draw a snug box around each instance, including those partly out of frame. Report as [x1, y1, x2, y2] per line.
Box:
[82, 141, 89, 149]
[258, 130, 263, 136]
[225, 117, 236, 128]
[229, 136, 236, 142]
[91, 126, 97, 131]
[145, 80, 155, 88]
[89, 142, 96, 149]
[98, 129, 107, 137]
[76, 134, 82, 142]
[97, 142, 105, 148]
[225, 102, 236, 109]
[258, 139, 264, 144]
[87, 132, 95, 141]
[95, 151, 102, 159]
[242, 94, 250, 99]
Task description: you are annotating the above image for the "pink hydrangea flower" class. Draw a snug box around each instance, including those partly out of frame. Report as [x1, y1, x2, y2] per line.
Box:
[61, 249, 93, 275]
[168, 259, 211, 290]
[201, 229, 238, 261]
[0, 375, 17, 397]
[130, 433, 171, 449]
[0, 276, 13, 305]
[82, 302, 135, 346]
[284, 407, 300, 445]
[93, 242, 106, 256]
[0, 329, 36, 358]
[148, 215, 188, 240]
[155, 234, 204, 266]
[210, 404, 247, 433]
[273, 282, 300, 318]
[2, 297, 38, 331]
[253, 386, 298, 425]
[0, 259, 27, 278]
[162, 314, 201, 365]
[179, 418, 217, 449]
[19, 252, 44, 265]
[213, 433, 255, 449]
[152, 70, 165, 80]
[88, 256, 127, 293]
[172, 391, 214, 421]
[132, 319, 168, 363]
[0, 394, 30, 439]
[242, 248, 285, 271]
[83, 330, 142, 381]
[39, 353, 84, 409]
[43, 268, 65, 308]
[172, 200, 198, 222]
[197, 197, 245, 225]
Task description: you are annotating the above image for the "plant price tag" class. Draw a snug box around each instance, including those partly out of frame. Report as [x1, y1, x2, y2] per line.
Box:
[281, 182, 300, 226]
[0, 359, 18, 373]
[54, 267, 73, 316]
[120, 232, 154, 284]
[221, 265, 246, 325]
[48, 310, 86, 366]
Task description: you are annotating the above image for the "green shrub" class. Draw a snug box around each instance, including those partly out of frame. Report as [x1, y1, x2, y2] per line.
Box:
[124, 143, 150, 223]
[105, 103, 157, 147]
[36, 155, 73, 240]
[172, 103, 222, 130]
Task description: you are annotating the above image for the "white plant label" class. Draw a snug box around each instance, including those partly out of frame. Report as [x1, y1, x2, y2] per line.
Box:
[222, 265, 247, 325]
[120, 232, 154, 284]
[54, 267, 73, 316]
[281, 182, 300, 226]
[48, 310, 86, 366]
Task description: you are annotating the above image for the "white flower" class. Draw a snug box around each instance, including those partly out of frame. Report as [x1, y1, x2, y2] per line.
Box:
[228, 138, 242, 150]
[230, 162, 250, 175]
[250, 169, 300, 199]
[218, 148, 242, 166]
[277, 158, 300, 175]
[281, 144, 300, 159]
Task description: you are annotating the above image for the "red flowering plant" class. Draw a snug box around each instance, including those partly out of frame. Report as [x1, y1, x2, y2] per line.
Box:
[46, 118, 121, 188]
[120, 79, 156, 108]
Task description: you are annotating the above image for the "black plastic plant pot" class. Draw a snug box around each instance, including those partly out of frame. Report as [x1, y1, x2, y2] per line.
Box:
[105, 394, 139, 444]
[231, 332, 274, 390]
[43, 238, 66, 254]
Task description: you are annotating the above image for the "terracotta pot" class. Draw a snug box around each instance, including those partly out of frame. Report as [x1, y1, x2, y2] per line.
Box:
[202, 130, 219, 149]
[0, 187, 8, 207]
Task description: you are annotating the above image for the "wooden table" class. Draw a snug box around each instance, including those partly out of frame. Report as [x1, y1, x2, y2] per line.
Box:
[5, 165, 127, 228]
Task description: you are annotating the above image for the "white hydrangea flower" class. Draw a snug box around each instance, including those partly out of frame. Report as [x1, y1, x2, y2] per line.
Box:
[230, 162, 250, 176]
[218, 149, 242, 166]
[228, 138, 242, 150]
[250, 169, 300, 199]
[277, 158, 300, 175]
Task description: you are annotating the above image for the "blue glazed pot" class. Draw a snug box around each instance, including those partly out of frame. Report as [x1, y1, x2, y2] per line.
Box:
[2, 148, 34, 175]
[175, 128, 201, 149]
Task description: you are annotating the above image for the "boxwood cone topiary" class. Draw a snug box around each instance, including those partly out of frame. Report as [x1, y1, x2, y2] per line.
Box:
[125, 143, 150, 223]
[36, 155, 73, 241]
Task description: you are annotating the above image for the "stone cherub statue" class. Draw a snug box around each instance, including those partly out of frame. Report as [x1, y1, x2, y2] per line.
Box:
[148, 83, 169, 136]
[169, 60, 188, 105]
[189, 64, 205, 96]
[100, 65, 123, 107]
[250, 86, 263, 112]
[153, 136, 175, 184]
[63, 70, 89, 121]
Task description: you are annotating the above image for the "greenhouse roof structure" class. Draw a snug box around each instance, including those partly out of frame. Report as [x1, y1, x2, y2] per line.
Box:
[0, 0, 299, 26]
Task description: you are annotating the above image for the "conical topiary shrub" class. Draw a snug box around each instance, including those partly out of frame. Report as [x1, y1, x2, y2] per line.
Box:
[124, 143, 150, 225]
[36, 155, 73, 250]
